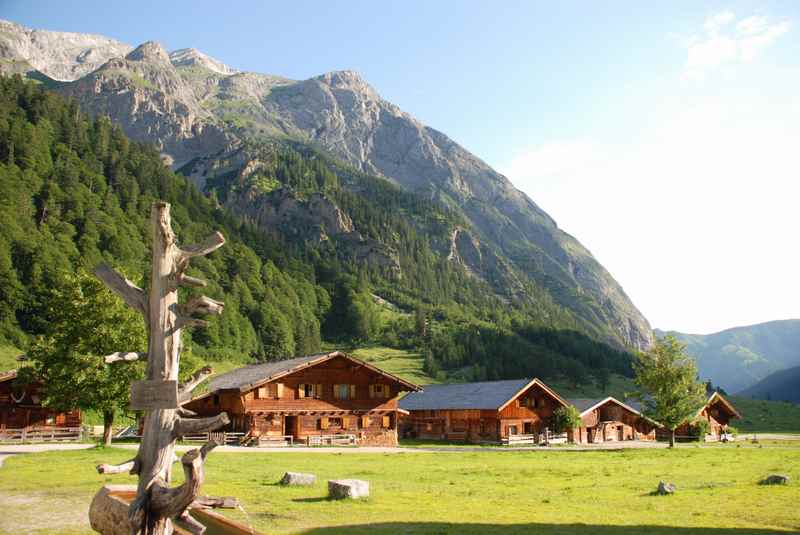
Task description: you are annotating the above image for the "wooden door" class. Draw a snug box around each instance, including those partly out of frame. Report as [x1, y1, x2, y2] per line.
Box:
[284, 415, 297, 438]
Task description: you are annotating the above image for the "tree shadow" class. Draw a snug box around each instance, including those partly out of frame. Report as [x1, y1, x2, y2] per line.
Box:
[298, 522, 795, 534]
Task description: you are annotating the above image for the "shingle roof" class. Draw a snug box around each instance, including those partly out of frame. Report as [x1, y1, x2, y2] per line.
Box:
[200, 351, 421, 397]
[568, 398, 605, 413]
[206, 353, 328, 393]
[399, 378, 532, 411]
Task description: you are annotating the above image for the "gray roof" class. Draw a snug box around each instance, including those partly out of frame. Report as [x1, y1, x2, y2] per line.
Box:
[568, 398, 605, 413]
[206, 353, 333, 393]
[399, 378, 531, 411]
[568, 397, 645, 416]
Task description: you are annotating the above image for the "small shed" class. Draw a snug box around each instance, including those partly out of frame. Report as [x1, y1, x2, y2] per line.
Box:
[569, 397, 657, 443]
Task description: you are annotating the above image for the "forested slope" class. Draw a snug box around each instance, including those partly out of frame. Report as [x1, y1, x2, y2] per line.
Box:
[0, 76, 634, 386]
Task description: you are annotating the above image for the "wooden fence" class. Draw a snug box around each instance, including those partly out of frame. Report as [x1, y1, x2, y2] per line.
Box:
[0, 426, 82, 443]
[182, 431, 246, 445]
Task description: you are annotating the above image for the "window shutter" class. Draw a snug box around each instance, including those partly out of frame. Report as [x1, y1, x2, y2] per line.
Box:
[316, 384, 323, 398]
[333, 384, 340, 400]
[369, 384, 375, 399]
[320, 417, 329, 430]
[350, 384, 356, 399]
[384, 385, 390, 399]
[276, 383, 284, 399]
[361, 415, 370, 428]
[382, 415, 390, 428]
[298, 384, 306, 399]
[342, 416, 349, 428]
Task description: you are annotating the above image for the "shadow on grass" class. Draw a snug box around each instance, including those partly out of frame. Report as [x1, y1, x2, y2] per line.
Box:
[298, 523, 795, 534]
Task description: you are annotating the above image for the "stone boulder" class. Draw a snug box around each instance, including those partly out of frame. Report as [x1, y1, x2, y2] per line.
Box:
[655, 481, 676, 495]
[328, 479, 370, 499]
[280, 471, 317, 486]
[760, 474, 790, 485]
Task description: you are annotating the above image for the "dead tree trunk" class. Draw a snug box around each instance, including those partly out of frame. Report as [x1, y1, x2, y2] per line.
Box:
[94, 202, 231, 535]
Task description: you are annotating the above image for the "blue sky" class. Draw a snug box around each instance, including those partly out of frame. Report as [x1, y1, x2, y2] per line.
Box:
[4, 1, 799, 333]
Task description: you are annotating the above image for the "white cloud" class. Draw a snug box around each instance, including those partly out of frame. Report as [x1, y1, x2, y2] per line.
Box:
[683, 12, 790, 80]
[500, 98, 800, 334]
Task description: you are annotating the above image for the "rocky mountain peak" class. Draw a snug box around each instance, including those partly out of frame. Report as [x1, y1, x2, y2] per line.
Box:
[0, 18, 131, 81]
[314, 70, 379, 98]
[169, 47, 238, 75]
[125, 41, 170, 64]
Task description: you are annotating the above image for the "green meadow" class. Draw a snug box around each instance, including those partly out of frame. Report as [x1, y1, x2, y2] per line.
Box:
[0, 443, 798, 534]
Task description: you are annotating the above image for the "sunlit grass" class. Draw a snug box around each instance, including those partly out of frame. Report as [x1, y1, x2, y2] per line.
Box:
[0, 444, 798, 534]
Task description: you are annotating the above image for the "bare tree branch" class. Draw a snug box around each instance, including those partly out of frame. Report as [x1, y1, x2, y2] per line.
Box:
[179, 232, 226, 259]
[96, 458, 137, 475]
[177, 274, 208, 288]
[103, 352, 145, 364]
[179, 296, 224, 317]
[175, 317, 210, 330]
[149, 441, 220, 518]
[178, 511, 206, 535]
[94, 264, 147, 315]
[174, 413, 230, 438]
[178, 366, 213, 403]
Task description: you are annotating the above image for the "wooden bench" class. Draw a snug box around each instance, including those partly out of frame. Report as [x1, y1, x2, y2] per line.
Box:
[256, 435, 294, 447]
[306, 434, 356, 446]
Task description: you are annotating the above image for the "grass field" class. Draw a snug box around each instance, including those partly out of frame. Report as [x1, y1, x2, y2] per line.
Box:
[730, 397, 800, 433]
[0, 344, 21, 372]
[0, 443, 798, 534]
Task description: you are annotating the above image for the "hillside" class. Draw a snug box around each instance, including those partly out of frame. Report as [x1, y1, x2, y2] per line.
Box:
[657, 319, 800, 393]
[0, 18, 654, 353]
[0, 76, 637, 388]
[730, 396, 800, 433]
[737, 366, 800, 404]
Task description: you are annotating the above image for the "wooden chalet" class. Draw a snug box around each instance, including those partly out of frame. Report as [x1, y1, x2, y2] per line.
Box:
[399, 378, 569, 444]
[0, 370, 82, 440]
[569, 397, 657, 444]
[671, 391, 741, 441]
[183, 351, 421, 446]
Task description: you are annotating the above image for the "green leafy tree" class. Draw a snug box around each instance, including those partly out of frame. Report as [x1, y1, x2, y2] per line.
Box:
[631, 336, 706, 448]
[552, 405, 583, 435]
[19, 269, 146, 445]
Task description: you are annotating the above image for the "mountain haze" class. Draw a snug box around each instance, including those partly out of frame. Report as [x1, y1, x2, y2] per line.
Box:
[657, 319, 800, 393]
[0, 19, 654, 352]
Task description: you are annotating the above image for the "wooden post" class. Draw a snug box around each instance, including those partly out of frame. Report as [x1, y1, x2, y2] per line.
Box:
[93, 202, 231, 535]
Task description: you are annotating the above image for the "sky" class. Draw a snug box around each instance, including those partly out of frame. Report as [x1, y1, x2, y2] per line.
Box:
[4, 1, 799, 334]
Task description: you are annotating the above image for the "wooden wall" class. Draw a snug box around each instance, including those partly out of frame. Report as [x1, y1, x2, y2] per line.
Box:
[0, 378, 81, 429]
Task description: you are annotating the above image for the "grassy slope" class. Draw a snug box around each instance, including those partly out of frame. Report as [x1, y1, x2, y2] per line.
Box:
[731, 397, 800, 433]
[0, 344, 21, 372]
[1, 445, 799, 534]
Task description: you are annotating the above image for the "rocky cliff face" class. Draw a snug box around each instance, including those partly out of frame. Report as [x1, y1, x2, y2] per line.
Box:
[0, 19, 654, 350]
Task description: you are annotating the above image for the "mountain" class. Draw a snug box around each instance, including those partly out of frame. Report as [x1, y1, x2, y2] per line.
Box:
[737, 366, 800, 404]
[0, 19, 653, 353]
[657, 319, 800, 393]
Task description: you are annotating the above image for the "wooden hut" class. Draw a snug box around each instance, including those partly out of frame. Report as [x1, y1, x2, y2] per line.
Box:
[569, 397, 657, 444]
[183, 351, 420, 446]
[0, 370, 82, 440]
[399, 378, 569, 444]
[670, 392, 741, 441]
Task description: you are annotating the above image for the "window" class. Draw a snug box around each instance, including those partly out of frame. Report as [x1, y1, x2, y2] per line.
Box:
[298, 383, 317, 399]
[508, 425, 518, 435]
[328, 417, 343, 428]
[382, 415, 391, 428]
[320, 417, 329, 430]
[45, 415, 55, 425]
[213, 394, 220, 406]
[333, 384, 355, 400]
[361, 415, 370, 428]
[370, 384, 390, 399]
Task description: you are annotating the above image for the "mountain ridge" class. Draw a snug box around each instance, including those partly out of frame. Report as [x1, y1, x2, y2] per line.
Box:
[0, 18, 654, 351]
[656, 319, 800, 393]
